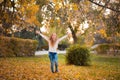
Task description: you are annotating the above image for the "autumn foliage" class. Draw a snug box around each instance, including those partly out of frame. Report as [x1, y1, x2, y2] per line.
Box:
[0, 55, 120, 80]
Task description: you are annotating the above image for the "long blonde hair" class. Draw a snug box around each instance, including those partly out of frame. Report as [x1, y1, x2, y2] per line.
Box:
[49, 33, 57, 46]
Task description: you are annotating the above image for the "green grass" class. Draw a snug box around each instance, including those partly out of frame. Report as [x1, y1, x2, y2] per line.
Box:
[0, 54, 120, 80]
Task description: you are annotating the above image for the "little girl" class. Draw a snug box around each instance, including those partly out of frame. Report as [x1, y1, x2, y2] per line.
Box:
[36, 30, 69, 73]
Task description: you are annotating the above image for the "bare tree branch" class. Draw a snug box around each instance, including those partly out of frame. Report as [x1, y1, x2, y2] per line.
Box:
[88, 0, 120, 13]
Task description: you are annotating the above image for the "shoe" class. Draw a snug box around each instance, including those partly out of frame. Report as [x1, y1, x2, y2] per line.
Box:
[55, 70, 59, 73]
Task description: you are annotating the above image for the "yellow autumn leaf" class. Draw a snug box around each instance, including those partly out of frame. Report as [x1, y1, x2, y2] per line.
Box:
[99, 29, 107, 37]
[72, 3, 78, 11]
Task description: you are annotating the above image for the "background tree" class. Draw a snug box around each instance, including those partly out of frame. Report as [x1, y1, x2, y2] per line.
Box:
[0, 0, 39, 36]
[0, 0, 119, 46]
[71, 0, 120, 44]
[38, 0, 92, 44]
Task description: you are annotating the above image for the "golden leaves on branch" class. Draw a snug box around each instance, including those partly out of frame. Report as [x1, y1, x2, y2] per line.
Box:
[72, 3, 78, 11]
[98, 29, 107, 38]
[54, 2, 62, 12]
[19, 0, 39, 25]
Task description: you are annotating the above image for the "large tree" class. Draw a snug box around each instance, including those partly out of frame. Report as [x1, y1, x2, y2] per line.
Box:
[38, 0, 91, 43]
[0, 0, 39, 36]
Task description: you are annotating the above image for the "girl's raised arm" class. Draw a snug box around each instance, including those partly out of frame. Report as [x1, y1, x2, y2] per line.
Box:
[36, 31, 49, 42]
[58, 31, 71, 42]
[58, 35, 68, 42]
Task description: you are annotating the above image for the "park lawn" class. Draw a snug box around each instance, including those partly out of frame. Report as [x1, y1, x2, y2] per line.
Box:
[0, 54, 120, 80]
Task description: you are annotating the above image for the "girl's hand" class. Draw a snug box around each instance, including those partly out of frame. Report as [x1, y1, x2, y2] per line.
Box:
[67, 31, 71, 36]
[36, 30, 40, 34]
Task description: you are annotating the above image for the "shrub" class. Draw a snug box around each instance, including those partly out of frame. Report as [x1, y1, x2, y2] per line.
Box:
[66, 44, 90, 66]
[93, 44, 109, 54]
[0, 37, 15, 57]
[93, 43, 120, 55]
[0, 36, 38, 57]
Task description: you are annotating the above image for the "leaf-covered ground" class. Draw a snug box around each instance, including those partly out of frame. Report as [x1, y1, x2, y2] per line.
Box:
[0, 54, 120, 80]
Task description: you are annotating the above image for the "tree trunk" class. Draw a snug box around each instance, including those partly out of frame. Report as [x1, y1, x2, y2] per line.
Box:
[68, 23, 77, 44]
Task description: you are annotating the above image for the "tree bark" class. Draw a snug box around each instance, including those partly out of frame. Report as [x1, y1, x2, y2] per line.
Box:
[68, 23, 77, 44]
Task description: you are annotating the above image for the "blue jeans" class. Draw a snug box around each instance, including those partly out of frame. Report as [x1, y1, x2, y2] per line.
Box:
[49, 52, 58, 73]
